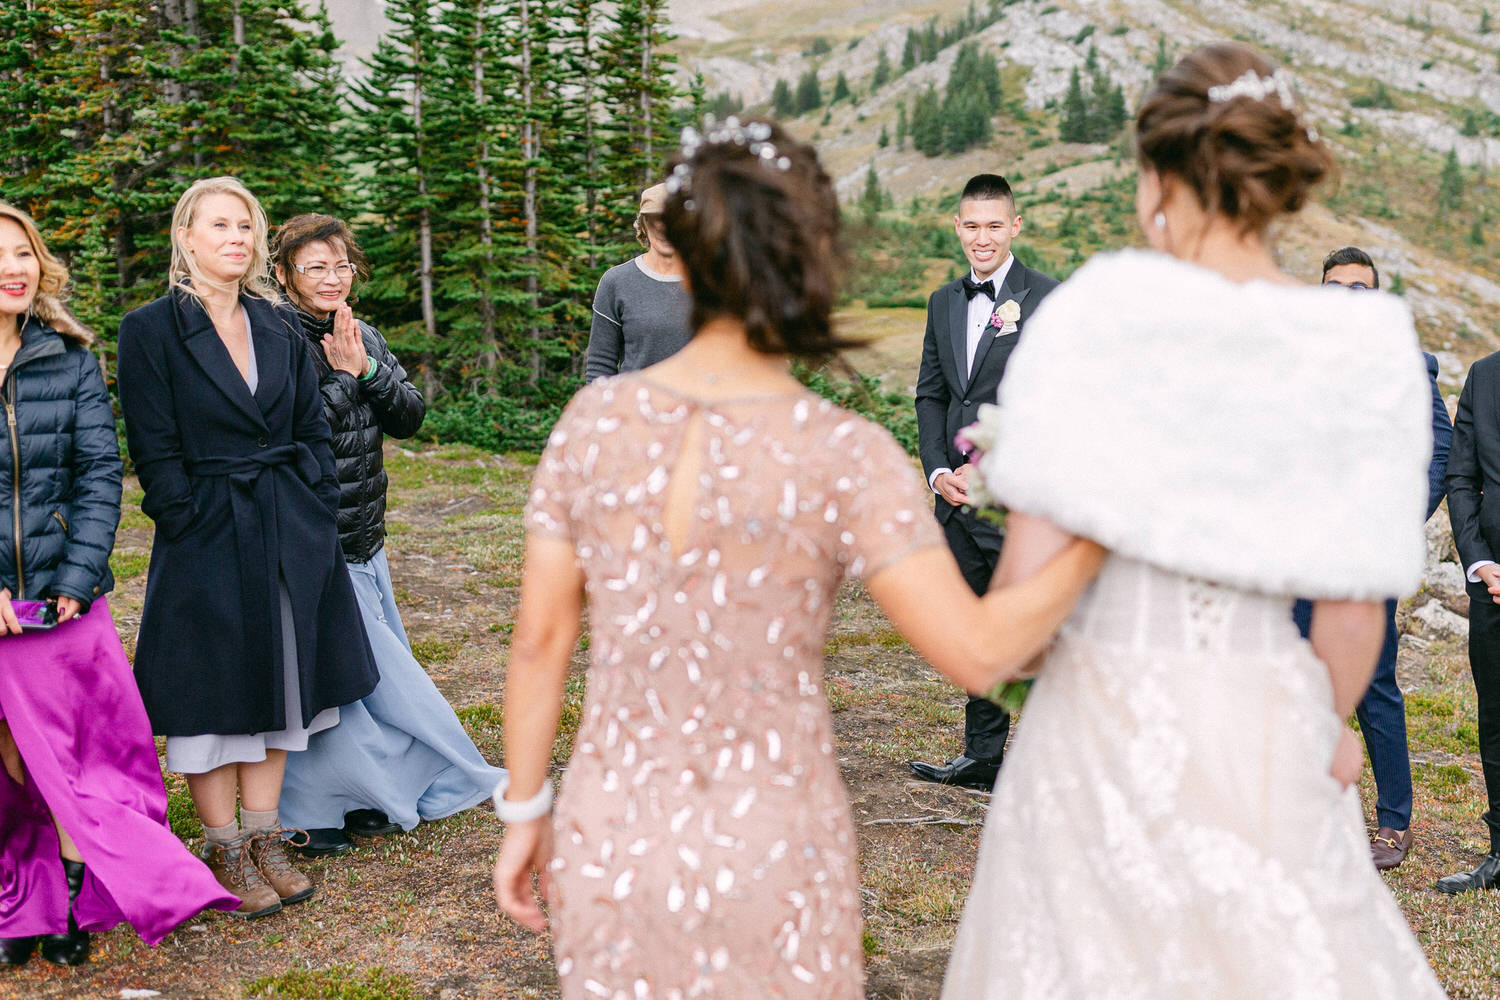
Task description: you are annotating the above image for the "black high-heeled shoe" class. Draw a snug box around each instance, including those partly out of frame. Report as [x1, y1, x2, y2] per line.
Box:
[0, 936, 37, 967]
[38, 859, 89, 966]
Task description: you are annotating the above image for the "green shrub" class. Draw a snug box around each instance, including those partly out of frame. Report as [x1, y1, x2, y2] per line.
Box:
[420, 375, 582, 454]
[793, 362, 919, 455]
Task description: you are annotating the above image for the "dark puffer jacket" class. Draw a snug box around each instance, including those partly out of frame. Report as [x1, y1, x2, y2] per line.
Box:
[297, 314, 425, 563]
[0, 313, 122, 608]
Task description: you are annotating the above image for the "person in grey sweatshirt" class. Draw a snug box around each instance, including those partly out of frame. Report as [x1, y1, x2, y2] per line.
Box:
[584, 183, 694, 382]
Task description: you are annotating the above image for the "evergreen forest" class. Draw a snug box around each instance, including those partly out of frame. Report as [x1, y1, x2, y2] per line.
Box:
[0, 0, 679, 448]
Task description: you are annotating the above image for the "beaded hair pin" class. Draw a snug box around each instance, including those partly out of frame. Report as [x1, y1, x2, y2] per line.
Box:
[1207, 68, 1296, 107]
[665, 115, 792, 211]
[1205, 68, 1319, 141]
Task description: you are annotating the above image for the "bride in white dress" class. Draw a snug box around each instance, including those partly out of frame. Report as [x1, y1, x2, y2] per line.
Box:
[940, 44, 1448, 998]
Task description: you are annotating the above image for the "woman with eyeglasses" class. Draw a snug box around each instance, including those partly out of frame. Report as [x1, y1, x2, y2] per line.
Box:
[269, 214, 503, 858]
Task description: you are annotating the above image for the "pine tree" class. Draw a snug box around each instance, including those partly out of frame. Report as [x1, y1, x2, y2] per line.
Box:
[901, 30, 917, 72]
[911, 84, 944, 156]
[1152, 36, 1171, 75]
[859, 160, 883, 223]
[832, 72, 852, 104]
[347, 0, 442, 394]
[895, 102, 908, 150]
[1438, 148, 1465, 212]
[1060, 67, 1088, 142]
[597, 0, 678, 196]
[795, 69, 822, 113]
[872, 48, 891, 90]
[771, 78, 795, 117]
[878, 124, 889, 147]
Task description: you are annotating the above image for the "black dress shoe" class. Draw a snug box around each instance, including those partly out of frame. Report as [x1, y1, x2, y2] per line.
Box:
[343, 809, 403, 837]
[38, 859, 89, 966]
[907, 754, 1000, 791]
[1435, 852, 1500, 894]
[0, 936, 36, 967]
[290, 827, 354, 857]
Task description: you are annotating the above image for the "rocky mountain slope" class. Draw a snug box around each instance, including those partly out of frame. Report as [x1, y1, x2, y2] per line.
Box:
[670, 0, 1500, 381]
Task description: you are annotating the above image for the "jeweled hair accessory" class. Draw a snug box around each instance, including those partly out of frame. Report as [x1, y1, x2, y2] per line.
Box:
[1206, 67, 1319, 141]
[1207, 68, 1296, 108]
[665, 115, 792, 210]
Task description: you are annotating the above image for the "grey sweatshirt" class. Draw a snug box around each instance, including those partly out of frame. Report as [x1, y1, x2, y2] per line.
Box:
[584, 256, 694, 382]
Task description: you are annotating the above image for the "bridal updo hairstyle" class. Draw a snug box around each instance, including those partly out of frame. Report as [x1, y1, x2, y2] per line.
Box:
[661, 118, 856, 359]
[1135, 43, 1334, 234]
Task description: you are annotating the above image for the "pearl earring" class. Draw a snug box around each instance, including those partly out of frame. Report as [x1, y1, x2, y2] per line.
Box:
[1153, 211, 1166, 230]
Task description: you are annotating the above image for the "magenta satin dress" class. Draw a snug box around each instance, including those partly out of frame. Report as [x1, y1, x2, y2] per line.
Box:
[0, 597, 238, 943]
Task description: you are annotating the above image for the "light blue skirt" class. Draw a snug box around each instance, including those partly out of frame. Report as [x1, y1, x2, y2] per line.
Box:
[278, 547, 504, 830]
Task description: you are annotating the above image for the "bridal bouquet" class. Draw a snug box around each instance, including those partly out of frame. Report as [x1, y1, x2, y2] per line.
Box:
[954, 404, 1033, 712]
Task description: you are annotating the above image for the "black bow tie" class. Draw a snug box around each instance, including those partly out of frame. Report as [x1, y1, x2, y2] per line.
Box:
[962, 276, 996, 300]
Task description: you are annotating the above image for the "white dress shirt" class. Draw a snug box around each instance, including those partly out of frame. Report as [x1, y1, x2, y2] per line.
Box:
[930, 255, 1016, 493]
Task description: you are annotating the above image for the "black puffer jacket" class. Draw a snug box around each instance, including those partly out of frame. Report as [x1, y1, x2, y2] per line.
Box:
[297, 313, 425, 563]
[0, 313, 122, 608]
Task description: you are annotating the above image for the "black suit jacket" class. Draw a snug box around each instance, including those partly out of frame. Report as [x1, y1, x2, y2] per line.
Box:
[1447, 351, 1500, 599]
[915, 258, 1060, 524]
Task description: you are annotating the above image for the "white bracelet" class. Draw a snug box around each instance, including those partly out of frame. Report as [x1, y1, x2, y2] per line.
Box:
[492, 774, 554, 823]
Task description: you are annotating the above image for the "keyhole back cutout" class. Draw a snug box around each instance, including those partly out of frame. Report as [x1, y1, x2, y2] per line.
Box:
[660, 410, 706, 557]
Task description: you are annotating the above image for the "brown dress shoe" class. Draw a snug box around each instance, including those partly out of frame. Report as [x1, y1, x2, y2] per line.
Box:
[1371, 827, 1413, 870]
[203, 839, 282, 919]
[248, 828, 316, 905]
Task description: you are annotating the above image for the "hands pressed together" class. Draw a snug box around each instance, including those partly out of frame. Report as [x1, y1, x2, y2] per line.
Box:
[934, 463, 976, 507]
[320, 304, 367, 378]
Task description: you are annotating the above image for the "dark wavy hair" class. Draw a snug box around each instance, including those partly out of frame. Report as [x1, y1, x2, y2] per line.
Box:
[1135, 43, 1335, 235]
[270, 213, 370, 309]
[661, 119, 860, 359]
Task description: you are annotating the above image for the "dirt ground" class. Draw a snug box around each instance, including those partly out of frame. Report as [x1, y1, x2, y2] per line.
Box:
[3, 442, 1498, 999]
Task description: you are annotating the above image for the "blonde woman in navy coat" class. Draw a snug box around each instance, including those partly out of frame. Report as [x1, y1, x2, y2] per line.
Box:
[116, 177, 378, 920]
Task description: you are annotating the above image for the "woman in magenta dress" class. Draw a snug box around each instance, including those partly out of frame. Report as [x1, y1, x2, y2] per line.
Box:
[0, 202, 237, 968]
[492, 121, 1104, 998]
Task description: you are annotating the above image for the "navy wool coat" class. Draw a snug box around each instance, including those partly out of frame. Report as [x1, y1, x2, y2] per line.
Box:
[116, 290, 378, 737]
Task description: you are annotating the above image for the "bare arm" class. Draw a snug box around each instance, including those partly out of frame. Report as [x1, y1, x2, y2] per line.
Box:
[866, 523, 1104, 694]
[991, 512, 1080, 677]
[1308, 599, 1385, 719]
[494, 534, 584, 932]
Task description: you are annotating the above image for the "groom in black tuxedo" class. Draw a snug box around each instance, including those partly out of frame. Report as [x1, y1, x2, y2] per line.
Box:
[1442, 351, 1500, 892]
[908, 174, 1059, 790]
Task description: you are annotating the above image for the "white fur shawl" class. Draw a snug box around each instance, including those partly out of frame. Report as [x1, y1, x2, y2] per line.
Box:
[973, 249, 1431, 601]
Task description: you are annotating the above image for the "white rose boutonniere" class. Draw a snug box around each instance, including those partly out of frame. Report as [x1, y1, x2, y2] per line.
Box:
[992, 298, 1021, 334]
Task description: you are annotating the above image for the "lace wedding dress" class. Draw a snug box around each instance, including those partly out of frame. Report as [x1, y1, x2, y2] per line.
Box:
[942, 250, 1447, 998]
[940, 557, 1446, 998]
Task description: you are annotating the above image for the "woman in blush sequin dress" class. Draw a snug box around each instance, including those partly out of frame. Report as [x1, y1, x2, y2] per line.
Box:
[492, 120, 1105, 999]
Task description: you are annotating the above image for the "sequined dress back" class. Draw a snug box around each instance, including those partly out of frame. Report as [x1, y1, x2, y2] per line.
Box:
[525, 375, 943, 999]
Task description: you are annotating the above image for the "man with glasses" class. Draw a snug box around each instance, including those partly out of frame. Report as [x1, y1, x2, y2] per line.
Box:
[1292, 246, 1452, 872]
[584, 183, 693, 382]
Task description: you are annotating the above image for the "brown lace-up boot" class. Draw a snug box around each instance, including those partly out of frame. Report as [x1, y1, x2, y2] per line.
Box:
[204, 837, 283, 919]
[247, 828, 315, 905]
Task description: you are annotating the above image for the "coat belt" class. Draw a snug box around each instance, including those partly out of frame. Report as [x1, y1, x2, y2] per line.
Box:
[186, 444, 322, 701]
